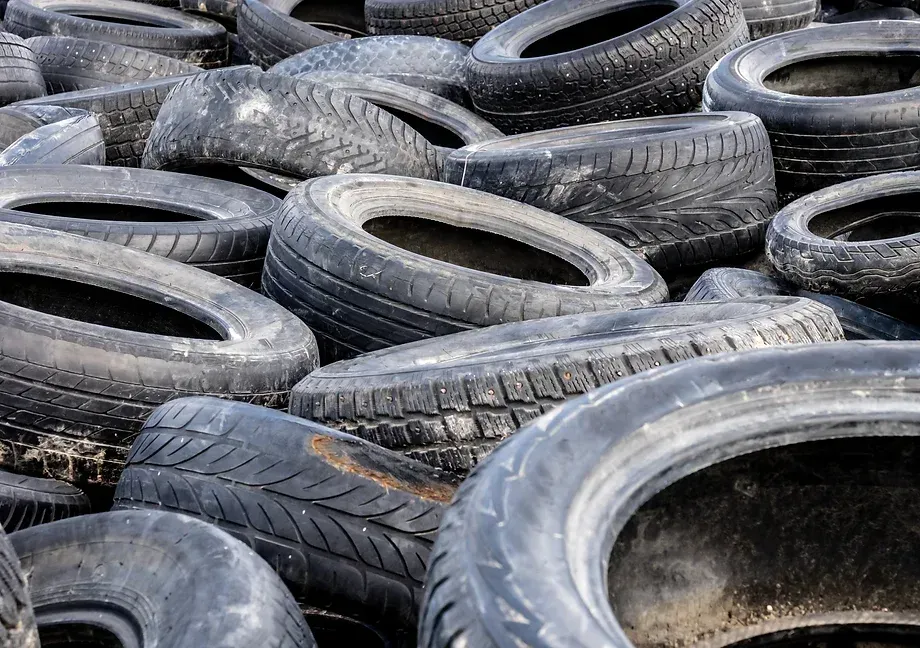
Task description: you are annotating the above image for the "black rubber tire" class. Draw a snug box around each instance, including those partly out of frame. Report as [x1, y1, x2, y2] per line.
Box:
[685, 267, 920, 340]
[229, 31, 251, 63]
[0, 221, 317, 485]
[11, 510, 316, 647]
[742, 0, 816, 38]
[180, 0, 237, 18]
[0, 113, 104, 165]
[269, 35, 471, 106]
[237, 0, 341, 70]
[0, 470, 89, 531]
[0, 33, 45, 106]
[466, 0, 749, 134]
[0, 523, 37, 648]
[364, 0, 545, 43]
[823, 5, 918, 19]
[291, 297, 843, 473]
[443, 112, 777, 272]
[113, 396, 457, 638]
[0, 106, 44, 148]
[27, 36, 202, 93]
[4, 0, 229, 68]
[262, 174, 668, 363]
[703, 21, 920, 201]
[0, 165, 281, 285]
[142, 67, 441, 181]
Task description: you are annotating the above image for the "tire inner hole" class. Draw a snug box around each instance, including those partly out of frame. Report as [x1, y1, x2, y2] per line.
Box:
[807, 194, 920, 241]
[763, 55, 920, 96]
[39, 623, 124, 647]
[371, 103, 465, 149]
[10, 201, 207, 223]
[521, 1, 678, 58]
[304, 613, 389, 647]
[0, 272, 224, 339]
[362, 215, 591, 285]
[66, 12, 170, 27]
[608, 433, 920, 648]
[290, 0, 366, 35]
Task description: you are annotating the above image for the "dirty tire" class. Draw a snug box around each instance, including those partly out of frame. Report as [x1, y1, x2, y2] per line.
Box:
[824, 6, 918, 21]
[229, 32, 251, 64]
[237, 0, 341, 70]
[742, 0, 815, 38]
[27, 36, 202, 93]
[113, 396, 456, 638]
[466, 0, 749, 133]
[4, 0, 229, 67]
[180, 0, 237, 18]
[703, 21, 920, 201]
[0, 470, 89, 531]
[291, 297, 843, 473]
[262, 174, 667, 363]
[11, 510, 316, 647]
[444, 112, 776, 272]
[0, 523, 37, 648]
[0, 222, 317, 486]
[142, 67, 440, 181]
[269, 35, 471, 105]
[0, 107, 44, 149]
[0, 33, 45, 106]
[0, 113, 104, 165]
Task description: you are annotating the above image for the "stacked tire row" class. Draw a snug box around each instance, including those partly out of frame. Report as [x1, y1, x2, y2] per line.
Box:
[0, 0, 913, 645]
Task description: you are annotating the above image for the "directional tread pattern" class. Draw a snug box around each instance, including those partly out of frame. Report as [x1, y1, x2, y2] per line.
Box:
[365, 0, 545, 42]
[0, 524, 37, 648]
[0, 470, 89, 532]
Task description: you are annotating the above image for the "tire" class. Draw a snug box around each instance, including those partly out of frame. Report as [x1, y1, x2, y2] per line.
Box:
[685, 267, 920, 340]
[466, 0, 749, 134]
[291, 297, 843, 473]
[269, 35, 471, 106]
[229, 32, 251, 64]
[113, 396, 456, 637]
[237, 0, 341, 70]
[824, 5, 918, 20]
[0, 165, 281, 285]
[4, 0, 229, 68]
[0, 33, 45, 106]
[262, 174, 668, 363]
[180, 0, 236, 18]
[365, 0, 546, 43]
[0, 221, 317, 485]
[419, 340, 920, 648]
[11, 510, 316, 647]
[142, 67, 441, 181]
[0, 524, 37, 648]
[27, 36, 202, 93]
[703, 21, 920, 202]
[0, 114, 104, 165]
[0, 470, 89, 531]
[443, 112, 777, 272]
[742, 0, 816, 38]
[0, 106, 43, 149]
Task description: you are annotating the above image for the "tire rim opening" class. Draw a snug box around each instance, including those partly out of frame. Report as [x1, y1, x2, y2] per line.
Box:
[290, 0, 366, 35]
[39, 623, 129, 648]
[304, 613, 390, 647]
[521, 2, 678, 58]
[371, 102, 466, 149]
[807, 194, 920, 241]
[64, 12, 173, 27]
[10, 200, 210, 223]
[608, 435, 920, 648]
[362, 216, 591, 285]
[0, 272, 226, 339]
[763, 54, 920, 97]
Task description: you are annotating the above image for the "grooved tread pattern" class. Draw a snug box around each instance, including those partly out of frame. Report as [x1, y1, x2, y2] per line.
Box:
[0, 523, 37, 648]
[0, 33, 46, 106]
[238, 0, 341, 69]
[742, 0, 816, 39]
[0, 113, 105, 165]
[365, 0, 545, 42]
[0, 470, 89, 531]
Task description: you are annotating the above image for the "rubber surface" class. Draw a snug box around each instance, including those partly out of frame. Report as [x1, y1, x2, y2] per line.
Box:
[0, 33, 45, 106]
[237, 0, 341, 69]
[741, 0, 815, 38]
[0, 113, 105, 165]
[0, 470, 89, 531]
[0, 522, 37, 648]
[365, 0, 546, 42]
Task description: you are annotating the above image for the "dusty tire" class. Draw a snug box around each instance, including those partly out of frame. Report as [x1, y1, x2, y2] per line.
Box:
[291, 297, 843, 473]
[443, 112, 776, 271]
[0, 523, 37, 648]
[466, 0, 749, 133]
[742, 0, 816, 38]
[113, 396, 456, 639]
[0, 222, 317, 485]
[11, 510, 316, 647]
[0, 107, 43, 149]
[262, 174, 667, 362]
[0, 470, 88, 531]
[0, 33, 45, 106]
[237, 0, 341, 69]
[822, 5, 916, 20]
[364, 0, 545, 43]
[0, 113, 104, 165]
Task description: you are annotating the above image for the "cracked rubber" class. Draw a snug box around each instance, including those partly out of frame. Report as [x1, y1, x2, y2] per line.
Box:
[365, 0, 546, 43]
[0, 33, 45, 106]
[0, 470, 89, 531]
[290, 296, 843, 473]
[0, 113, 104, 165]
[113, 396, 457, 639]
[741, 0, 815, 38]
[11, 509, 316, 647]
[237, 0, 341, 69]
[0, 522, 37, 648]
[444, 112, 776, 272]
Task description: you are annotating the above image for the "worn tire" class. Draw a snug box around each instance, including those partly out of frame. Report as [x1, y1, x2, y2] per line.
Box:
[262, 174, 667, 362]
[0, 523, 37, 648]
[11, 510, 316, 647]
[742, 0, 816, 38]
[444, 112, 776, 271]
[0, 113, 104, 165]
[180, 0, 237, 18]
[365, 0, 545, 43]
[0, 222, 317, 485]
[113, 396, 456, 638]
[0, 107, 44, 149]
[237, 0, 341, 69]
[5, 0, 228, 67]
[467, 0, 749, 133]
[0, 470, 88, 531]
[822, 5, 916, 20]
[0, 33, 45, 106]
[291, 297, 843, 473]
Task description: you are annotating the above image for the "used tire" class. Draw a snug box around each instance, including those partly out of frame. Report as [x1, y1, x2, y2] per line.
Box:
[291, 297, 843, 473]
[11, 510, 316, 647]
[142, 67, 440, 181]
[114, 396, 457, 638]
[269, 35, 471, 105]
[742, 0, 816, 38]
[0, 33, 45, 106]
[0, 222, 317, 485]
[237, 0, 341, 70]
[703, 21, 920, 201]
[0, 113, 105, 165]
[824, 5, 918, 20]
[0, 107, 44, 149]
[180, 0, 237, 18]
[466, 0, 749, 133]
[443, 112, 776, 271]
[4, 0, 229, 68]
[0, 523, 37, 648]
[0, 470, 89, 531]
[365, 0, 545, 43]
[262, 174, 668, 362]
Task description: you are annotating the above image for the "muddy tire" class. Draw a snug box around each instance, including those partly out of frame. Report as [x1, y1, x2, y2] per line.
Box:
[11, 510, 316, 647]
[0, 222, 317, 485]
[113, 396, 456, 639]
[0, 113, 104, 165]
[0, 470, 89, 531]
[742, 0, 816, 38]
[0, 33, 45, 106]
[291, 297, 843, 473]
[262, 174, 667, 362]
[237, 0, 341, 69]
[0, 523, 37, 648]
[365, 0, 545, 43]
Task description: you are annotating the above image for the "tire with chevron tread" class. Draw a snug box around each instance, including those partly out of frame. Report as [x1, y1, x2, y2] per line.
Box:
[0, 33, 45, 106]
[0, 114, 104, 165]
[365, 0, 546, 43]
[0, 470, 89, 531]
[113, 396, 457, 638]
[443, 112, 777, 272]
